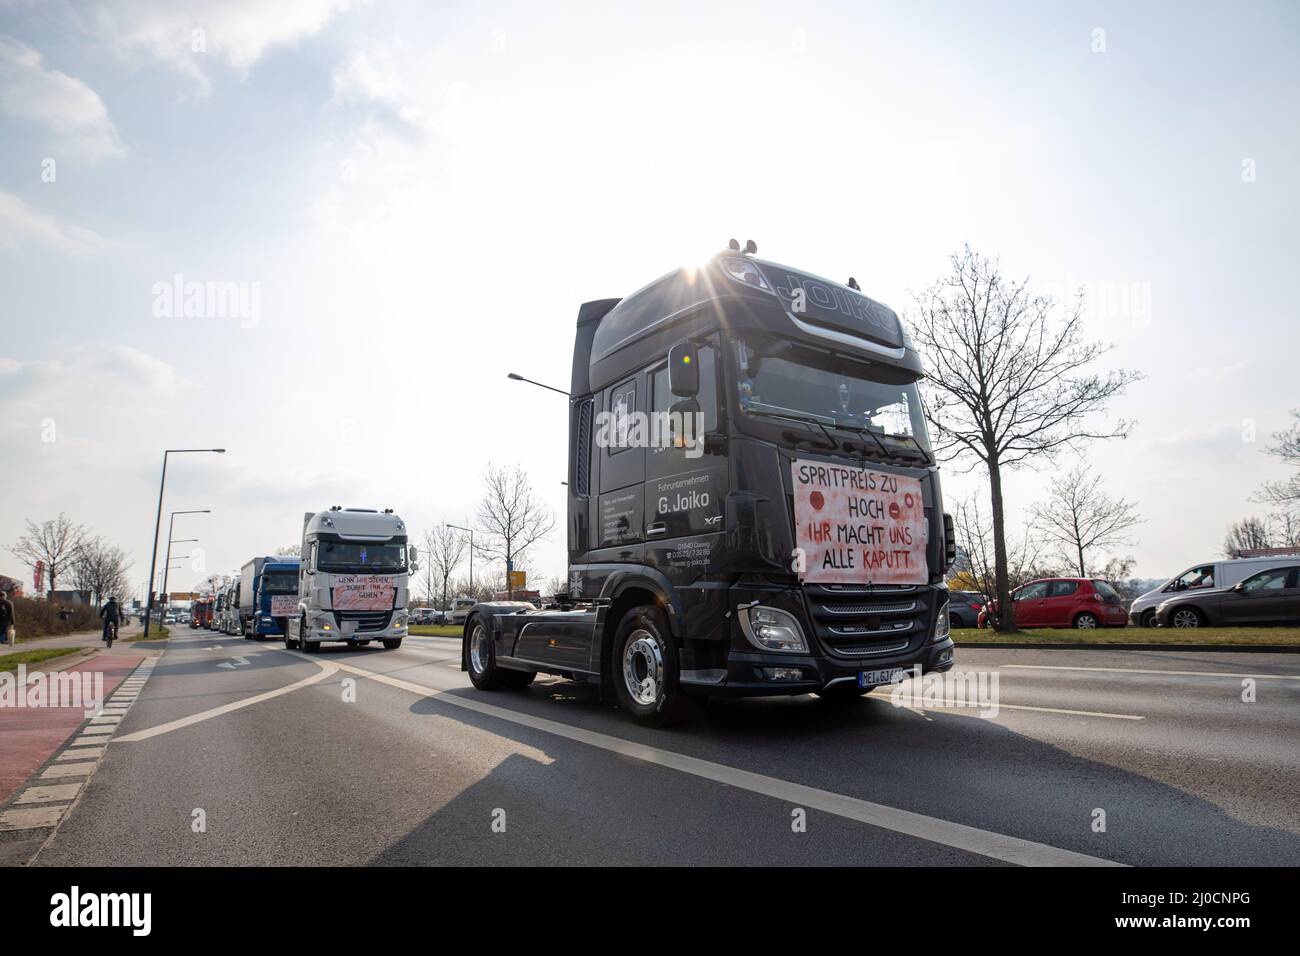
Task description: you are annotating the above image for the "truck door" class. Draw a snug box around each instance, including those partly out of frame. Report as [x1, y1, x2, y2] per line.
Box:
[593, 375, 647, 562]
[643, 343, 725, 587]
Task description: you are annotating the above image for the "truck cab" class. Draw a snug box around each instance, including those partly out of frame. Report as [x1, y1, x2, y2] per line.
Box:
[286, 507, 417, 651]
[464, 244, 957, 725]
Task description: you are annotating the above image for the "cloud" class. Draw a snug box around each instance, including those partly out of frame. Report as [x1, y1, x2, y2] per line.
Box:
[0, 189, 106, 255]
[83, 0, 354, 94]
[0, 34, 124, 161]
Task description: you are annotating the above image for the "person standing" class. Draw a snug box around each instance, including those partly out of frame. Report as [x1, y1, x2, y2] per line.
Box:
[0, 589, 15, 645]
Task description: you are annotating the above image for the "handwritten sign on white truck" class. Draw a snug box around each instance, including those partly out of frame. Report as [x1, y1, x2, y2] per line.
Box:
[332, 575, 397, 611]
[791, 459, 928, 585]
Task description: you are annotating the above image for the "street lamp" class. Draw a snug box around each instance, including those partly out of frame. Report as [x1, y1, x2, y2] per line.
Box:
[446, 523, 475, 597]
[160, 510, 209, 617]
[144, 451, 224, 637]
[507, 372, 569, 396]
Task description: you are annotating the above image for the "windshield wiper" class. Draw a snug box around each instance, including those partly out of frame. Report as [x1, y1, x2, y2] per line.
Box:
[746, 402, 842, 450]
[832, 421, 932, 464]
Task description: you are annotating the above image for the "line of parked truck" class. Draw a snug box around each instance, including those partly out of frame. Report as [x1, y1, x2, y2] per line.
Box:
[189, 507, 418, 650]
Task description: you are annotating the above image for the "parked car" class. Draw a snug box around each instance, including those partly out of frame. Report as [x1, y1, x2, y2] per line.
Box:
[977, 578, 1129, 629]
[410, 608, 443, 625]
[1129, 555, 1300, 627]
[946, 590, 988, 629]
[1154, 564, 1300, 628]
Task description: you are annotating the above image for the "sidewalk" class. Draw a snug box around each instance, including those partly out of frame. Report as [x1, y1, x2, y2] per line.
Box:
[0, 649, 146, 806]
[0, 619, 147, 658]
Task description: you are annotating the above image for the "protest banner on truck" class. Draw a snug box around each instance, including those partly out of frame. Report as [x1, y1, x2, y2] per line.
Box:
[791, 459, 928, 585]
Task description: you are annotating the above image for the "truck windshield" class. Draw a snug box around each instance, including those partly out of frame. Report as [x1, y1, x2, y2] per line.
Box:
[262, 572, 298, 594]
[736, 337, 931, 454]
[316, 542, 407, 573]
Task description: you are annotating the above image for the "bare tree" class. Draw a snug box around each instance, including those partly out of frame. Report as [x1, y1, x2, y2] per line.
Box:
[69, 536, 133, 608]
[1255, 409, 1300, 511]
[10, 513, 86, 598]
[476, 464, 555, 600]
[422, 525, 467, 611]
[909, 246, 1140, 631]
[1222, 513, 1300, 557]
[1032, 463, 1141, 576]
[949, 494, 1052, 605]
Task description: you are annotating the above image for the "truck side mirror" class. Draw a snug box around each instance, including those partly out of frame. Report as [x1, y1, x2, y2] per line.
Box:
[408, 545, 419, 572]
[668, 341, 699, 397]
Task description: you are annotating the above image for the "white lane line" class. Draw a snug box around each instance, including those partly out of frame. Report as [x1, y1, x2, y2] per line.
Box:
[112, 663, 340, 743]
[1003, 664, 1300, 681]
[15, 783, 82, 804]
[315, 654, 1121, 868]
[865, 691, 1142, 721]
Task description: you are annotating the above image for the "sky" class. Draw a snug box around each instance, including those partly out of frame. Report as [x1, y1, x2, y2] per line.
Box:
[1, 0, 1298, 599]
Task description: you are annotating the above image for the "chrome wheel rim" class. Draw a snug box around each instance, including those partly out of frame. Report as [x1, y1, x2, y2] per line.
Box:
[1172, 609, 1199, 628]
[622, 630, 663, 706]
[469, 622, 490, 674]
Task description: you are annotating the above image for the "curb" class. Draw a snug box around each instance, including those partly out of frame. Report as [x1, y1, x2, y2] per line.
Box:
[955, 641, 1300, 653]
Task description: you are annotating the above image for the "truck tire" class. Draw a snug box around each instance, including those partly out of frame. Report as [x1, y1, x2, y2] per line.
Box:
[611, 605, 693, 727]
[381, 638, 402, 649]
[286, 619, 301, 650]
[465, 614, 536, 690]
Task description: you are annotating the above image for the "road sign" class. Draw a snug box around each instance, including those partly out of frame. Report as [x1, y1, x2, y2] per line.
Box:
[508, 570, 527, 589]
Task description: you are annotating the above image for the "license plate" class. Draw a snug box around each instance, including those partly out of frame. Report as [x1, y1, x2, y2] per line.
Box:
[859, 668, 905, 688]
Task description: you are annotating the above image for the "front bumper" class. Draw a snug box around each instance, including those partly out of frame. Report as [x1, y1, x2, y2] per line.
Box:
[679, 582, 955, 697]
[689, 639, 955, 697]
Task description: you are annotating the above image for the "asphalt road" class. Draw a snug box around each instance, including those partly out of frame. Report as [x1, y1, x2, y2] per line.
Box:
[18, 628, 1300, 866]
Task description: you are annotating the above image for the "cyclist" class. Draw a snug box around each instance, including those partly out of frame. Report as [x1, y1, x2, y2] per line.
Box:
[100, 595, 122, 645]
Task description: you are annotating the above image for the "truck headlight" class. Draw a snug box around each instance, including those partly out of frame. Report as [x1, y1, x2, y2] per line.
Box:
[738, 605, 807, 653]
[931, 598, 951, 643]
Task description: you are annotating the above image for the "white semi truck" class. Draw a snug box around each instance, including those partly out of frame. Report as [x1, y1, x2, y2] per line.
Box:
[285, 507, 418, 652]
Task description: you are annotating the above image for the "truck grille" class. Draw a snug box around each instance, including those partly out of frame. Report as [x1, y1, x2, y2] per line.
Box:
[333, 610, 391, 633]
[803, 584, 932, 658]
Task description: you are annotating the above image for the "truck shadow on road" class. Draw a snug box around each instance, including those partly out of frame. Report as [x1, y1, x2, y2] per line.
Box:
[392, 679, 1300, 867]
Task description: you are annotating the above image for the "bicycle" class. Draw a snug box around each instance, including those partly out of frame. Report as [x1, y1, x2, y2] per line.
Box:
[103, 620, 118, 648]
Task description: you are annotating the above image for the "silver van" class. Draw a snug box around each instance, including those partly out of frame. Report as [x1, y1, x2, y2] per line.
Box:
[1130, 555, 1300, 626]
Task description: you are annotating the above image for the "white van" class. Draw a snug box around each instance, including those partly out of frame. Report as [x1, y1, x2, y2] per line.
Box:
[448, 596, 477, 625]
[1130, 554, 1300, 626]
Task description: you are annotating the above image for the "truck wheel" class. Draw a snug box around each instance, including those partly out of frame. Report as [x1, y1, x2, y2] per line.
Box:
[611, 605, 692, 727]
[466, 614, 505, 689]
[285, 618, 301, 650]
[381, 639, 402, 650]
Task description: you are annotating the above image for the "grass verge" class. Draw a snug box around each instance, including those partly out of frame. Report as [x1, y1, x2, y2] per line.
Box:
[0, 647, 82, 672]
[954, 626, 1300, 646]
[409, 624, 461, 638]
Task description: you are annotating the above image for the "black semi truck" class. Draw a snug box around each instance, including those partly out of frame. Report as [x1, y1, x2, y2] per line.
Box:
[463, 242, 957, 725]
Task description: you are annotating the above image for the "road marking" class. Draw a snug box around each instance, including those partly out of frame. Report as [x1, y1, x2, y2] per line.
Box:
[314, 654, 1122, 868]
[1002, 664, 1300, 681]
[57, 747, 104, 759]
[0, 806, 66, 830]
[40, 762, 95, 779]
[15, 783, 82, 804]
[865, 691, 1143, 720]
[113, 663, 340, 743]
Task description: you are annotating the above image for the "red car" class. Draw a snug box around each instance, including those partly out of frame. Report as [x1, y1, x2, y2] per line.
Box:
[976, 578, 1129, 629]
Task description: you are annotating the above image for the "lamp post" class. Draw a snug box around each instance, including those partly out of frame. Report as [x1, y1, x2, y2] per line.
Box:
[160, 510, 209, 617]
[446, 523, 474, 598]
[144, 451, 224, 637]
